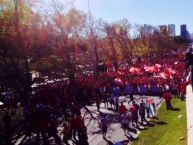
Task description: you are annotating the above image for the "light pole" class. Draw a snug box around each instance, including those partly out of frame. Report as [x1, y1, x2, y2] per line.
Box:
[88, 0, 98, 78]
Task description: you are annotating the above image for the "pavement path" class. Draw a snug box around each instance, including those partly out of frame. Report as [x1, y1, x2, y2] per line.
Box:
[186, 85, 193, 145]
[85, 95, 163, 145]
[11, 95, 163, 145]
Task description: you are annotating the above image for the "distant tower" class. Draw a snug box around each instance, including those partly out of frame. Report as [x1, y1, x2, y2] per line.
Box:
[181, 24, 187, 39]
[168, 24, 175, 37]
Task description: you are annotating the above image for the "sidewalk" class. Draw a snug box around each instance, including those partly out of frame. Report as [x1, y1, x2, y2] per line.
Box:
[12, 95, 163, 145]
[186, 85, 193, 145]
[85, 96, 163, 145]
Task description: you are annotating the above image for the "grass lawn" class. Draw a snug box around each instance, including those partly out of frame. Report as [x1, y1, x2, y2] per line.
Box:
[132, 98, 187, 145]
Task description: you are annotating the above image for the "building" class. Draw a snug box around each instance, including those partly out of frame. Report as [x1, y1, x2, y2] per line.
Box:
[168, 24, 175, 37]
[159, 25, 168, 35]
[181, 24, 188, 39]
[144, 24, 153, 35]
[181, 24, 191, 42]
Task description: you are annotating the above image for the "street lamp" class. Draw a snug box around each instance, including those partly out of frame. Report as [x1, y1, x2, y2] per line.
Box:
[87, 0, 97, 78]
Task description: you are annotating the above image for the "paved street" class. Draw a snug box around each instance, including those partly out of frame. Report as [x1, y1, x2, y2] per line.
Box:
[85, 96, 163, 145]
[10, 95, 163, 145]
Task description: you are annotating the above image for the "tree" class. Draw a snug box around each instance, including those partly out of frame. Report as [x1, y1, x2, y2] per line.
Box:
[104, 24, 119, 69]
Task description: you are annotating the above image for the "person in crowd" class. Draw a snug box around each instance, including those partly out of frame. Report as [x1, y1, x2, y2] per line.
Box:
[140, 100, 145, 106]
[139, 101, 146, 124]
[76, 115, 86, 141]
[163, 90, 172, 110]
[149, 99, 155, 117]
[78, 126, 89, 145]
[10, 95, 17, 115]
[152, 100, 156, 115]
[114, 95, 119, 111]
[130, 101, 139, 127]
[39, 117, 49, 145]
[69, 115, 77, 139]
[23, 107, 33, 139]
[71, 102, 81, 116]
[171, 81, 178, 98]
[180, 80, 189, 101]
[176, 82, 181, 99]
[103, 93, 110, 108]
[121, 112, 131, 135]
[129, 93, 134, 103]
[100, 114, 109, 138]
[124, 82, 130, 97]
[145, 99, 150, 118]
[110, 94, 115, 110]
[95, 96, 101, 112]
[49, 117, 61, 145]
[3, 111, 11, 144]
[3, 112, 11, 135]
[119, 102, 127, 116]
[146, 98, 155, 117]
[62, 121, 70, 145]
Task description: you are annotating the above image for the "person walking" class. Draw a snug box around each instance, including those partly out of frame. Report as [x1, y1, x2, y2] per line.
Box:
[163, 90, 172, 110]
[139, 102, 146, 124]
[110, 94, 115, 110]
[62, 121, 70, 145]
[152, 99, 156, 115]
[103, 93, 109, 108]
[78, 126, 89, 145]
[76, 115, 85, 141]
[129, 93, 134, 103]
[48, 117, 61, 145]
[114, 95, 119, 112]
[119, 102, 127, 116]
[121, 113, 131, 135]
[148, 99, 155, 117]
[95, 96, 101, 112]
[100, 114, 109, 138]
[145, 99, 150, 118]
[3, 112, 11, 144]
[69, 115, 77, 139]
[75, 115, 88, 145]
[3, 112, 11, 134]
[130, 101, 139, 127]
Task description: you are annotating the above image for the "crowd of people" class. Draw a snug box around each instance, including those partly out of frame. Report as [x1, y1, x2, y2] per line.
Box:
[99, 97, 158, 138]
[0, 48, 191, 144]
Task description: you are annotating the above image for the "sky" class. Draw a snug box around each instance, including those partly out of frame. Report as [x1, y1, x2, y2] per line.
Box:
[73, 0, 193, 35]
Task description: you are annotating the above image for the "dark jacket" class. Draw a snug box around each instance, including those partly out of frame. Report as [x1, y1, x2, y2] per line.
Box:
[185, 52, 193, 66]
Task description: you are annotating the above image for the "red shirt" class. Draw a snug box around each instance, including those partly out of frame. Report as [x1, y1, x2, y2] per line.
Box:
[69, 118, 76, 128]
[147, 99, 153, 105]
[130, 105, 136, 113]
[119, 105, 127, 114]
[180, 81, 189, 93]
[163, 92, 171, 102]
[96, 97, 101, 104]
[76, 116, 85, 130]
[180, 85, 186, 93]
